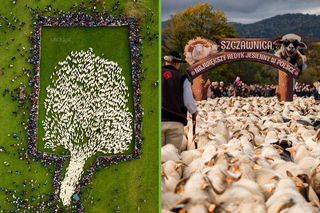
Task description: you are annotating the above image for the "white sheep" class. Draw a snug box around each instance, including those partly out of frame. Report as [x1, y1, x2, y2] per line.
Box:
[161, 144, 181, 163]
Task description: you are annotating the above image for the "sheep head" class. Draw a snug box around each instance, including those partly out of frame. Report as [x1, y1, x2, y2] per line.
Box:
[184, 37, 218, 65]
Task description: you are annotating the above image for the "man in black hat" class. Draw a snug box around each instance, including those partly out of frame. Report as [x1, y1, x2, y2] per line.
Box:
[162, 51, 197, 151]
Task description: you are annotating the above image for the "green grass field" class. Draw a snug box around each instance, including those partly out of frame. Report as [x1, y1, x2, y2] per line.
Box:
[0, 0, 159, 212]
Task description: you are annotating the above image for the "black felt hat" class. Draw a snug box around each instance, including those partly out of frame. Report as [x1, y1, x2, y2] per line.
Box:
[164, 51, 186, 63]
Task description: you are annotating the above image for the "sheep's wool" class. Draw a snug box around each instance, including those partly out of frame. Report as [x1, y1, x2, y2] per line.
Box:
[162, 97, 320, 212]
[43, 48, 133, 206]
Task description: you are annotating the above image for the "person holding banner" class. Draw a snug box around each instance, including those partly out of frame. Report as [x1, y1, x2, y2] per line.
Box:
[162, 51, 197, 152]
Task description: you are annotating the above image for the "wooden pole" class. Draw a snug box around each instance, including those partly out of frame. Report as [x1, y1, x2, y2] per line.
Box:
[192, 73, 209, 101]
[278, 70, 293, 102]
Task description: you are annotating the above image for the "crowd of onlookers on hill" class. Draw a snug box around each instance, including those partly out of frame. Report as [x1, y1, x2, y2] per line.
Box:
[206, 76, 320, 100]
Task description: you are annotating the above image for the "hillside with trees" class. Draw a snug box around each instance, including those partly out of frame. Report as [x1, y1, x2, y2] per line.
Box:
[232, 13, 320, 39]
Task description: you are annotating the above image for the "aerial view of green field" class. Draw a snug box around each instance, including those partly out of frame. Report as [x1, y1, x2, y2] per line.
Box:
[0, 0, 159, 212]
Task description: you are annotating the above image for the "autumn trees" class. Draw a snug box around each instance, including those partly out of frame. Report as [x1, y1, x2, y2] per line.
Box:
[162, 3, 235, 54]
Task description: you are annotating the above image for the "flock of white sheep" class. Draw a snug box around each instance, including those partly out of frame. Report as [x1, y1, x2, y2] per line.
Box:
[162, 97, 320, 213]
[43, 48, 133, 206]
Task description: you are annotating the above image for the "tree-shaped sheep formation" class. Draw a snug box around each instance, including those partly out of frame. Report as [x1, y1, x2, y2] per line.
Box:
[42, 48, 133, 206]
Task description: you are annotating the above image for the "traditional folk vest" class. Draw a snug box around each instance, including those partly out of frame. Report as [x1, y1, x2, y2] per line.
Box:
[162, 65, 188, 126]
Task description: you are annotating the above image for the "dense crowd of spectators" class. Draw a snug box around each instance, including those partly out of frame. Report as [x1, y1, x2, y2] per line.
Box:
[207, 77, 276, 98]
[295, 81, 320, 99]
[207, 77, 320, 100]
[26, 11, 144, 211]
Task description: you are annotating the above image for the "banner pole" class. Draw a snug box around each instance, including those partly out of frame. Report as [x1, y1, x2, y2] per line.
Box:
[278, 69, 294, 102]
[192, 74, 209, 101]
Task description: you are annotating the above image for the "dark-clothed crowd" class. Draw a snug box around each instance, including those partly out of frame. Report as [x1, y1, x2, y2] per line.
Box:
[207, 80, 276, 98]
[295, 82, 320, 99]
[207, 77, 320, 100]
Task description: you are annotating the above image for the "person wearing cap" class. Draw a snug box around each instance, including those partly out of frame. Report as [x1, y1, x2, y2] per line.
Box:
[162, 51, 197, 151]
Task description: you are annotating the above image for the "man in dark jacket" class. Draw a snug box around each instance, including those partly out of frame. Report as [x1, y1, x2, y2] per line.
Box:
[162, 51, 197, 151]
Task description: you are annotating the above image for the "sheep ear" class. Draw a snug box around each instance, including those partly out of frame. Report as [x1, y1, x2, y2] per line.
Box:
[201, 183, 210, 190]
[224, 152, 234, 159]
[179, 208, 187, 213]
[286, 170, 294, 178]
[231, 163, 240, 172]
[232, 129, 241, 137]
[253, 164, 262, 170]
[170, 206, 187, 213]
[175, 163, 182, 171]
[273, 39, 283, 46]
[271, 176, 280, 181]
[161, 166, 168, 180]
[267, 186, 275, 193]
[314, 130, 320, 142]
[206, 160, 215, 167]
[309, 166, 318, 186]
[297, 174, 309, 184]
[236, 133, 243, 139]
[308, 186, 320, 208]
[225, 176, 234, 184]
[233, 172, 242, 180]
[265, 156, 274, 161]
[272, 144, 284, 153]
[175, 161, 188, 170]
[295, 180, 304, 188]
[278, 202, 295, 212]
[230, 158, 239, 164]
[208, 204, 216, 213]
[310, 201, 320, 208]
[205, 176, 225, 195]
[212, 153, 219, 162]
[286, 147, 296, 155]
[299, 42, 307, 49]
[174, 177, 189, 193]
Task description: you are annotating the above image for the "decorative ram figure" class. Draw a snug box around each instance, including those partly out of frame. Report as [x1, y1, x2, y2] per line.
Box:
[274, 33, 307, 71]
[184, 37, 218, 65]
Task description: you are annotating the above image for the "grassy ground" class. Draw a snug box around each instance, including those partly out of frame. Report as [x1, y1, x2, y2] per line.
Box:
[0, 0, 159, 212]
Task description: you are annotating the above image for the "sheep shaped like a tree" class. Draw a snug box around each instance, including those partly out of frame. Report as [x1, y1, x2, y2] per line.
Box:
[42, 48, 133, 206]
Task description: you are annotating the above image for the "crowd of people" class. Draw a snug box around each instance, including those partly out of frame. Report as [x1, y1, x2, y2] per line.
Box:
[207, 77, 320, 100]
[25, 8, 144, 212]
[207, 77, 276, 98]
[295, 81, 320, 99]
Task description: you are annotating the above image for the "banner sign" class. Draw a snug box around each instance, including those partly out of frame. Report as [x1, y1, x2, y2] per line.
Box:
[184, 35, 307, 79]
[189, 52, 300, 78]
[216, 38, 274, 52]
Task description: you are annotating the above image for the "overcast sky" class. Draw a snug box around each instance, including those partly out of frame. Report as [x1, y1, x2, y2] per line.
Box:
[162, 0, 320, 23]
